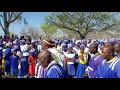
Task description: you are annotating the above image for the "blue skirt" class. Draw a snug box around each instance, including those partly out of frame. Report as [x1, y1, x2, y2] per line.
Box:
[67, 64, 75, 76]
[75, 63, 87, 78]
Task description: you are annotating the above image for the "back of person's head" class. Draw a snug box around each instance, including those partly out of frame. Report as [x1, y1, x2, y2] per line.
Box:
[38, 50, 52, 68]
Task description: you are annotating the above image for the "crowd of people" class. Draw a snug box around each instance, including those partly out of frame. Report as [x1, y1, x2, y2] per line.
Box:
[0, 35, 120, 78]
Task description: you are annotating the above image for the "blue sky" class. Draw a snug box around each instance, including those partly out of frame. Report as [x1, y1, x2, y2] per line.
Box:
[0, 12, 52, 35]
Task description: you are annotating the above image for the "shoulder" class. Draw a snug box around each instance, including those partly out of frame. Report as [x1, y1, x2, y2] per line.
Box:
[114, 60, 120, 70]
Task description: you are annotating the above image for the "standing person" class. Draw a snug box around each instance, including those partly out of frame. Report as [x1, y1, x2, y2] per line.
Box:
[96, 46, 120, 78]
[4, 42, 12, 75]
[114, 43, 120, 58]
[36, 39, 64, 78]
[75, 46, 88, 78]
[28, 50, 36, 78]
[9, 49, 19, 78]
[38, 50, 68, 78]
[64, 45, 76, 78]
[20, 40, 30, 78]
[87, 43, 104, 78]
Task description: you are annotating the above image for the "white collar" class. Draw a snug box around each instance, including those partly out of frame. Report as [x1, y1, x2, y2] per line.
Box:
[47, 60, 58, 70]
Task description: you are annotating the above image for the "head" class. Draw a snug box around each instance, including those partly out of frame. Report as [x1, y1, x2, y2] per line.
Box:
[38, 50, 52, 68]
[82, 41, 87, 47]
[102, 46, 114, 61]
[114, 43, 120, 53]
[75, 40, 81, 47]
[80, 46, 85, 53]
[12, 49, 17, 56]
[89, 43, 98, 54]
[104, 42, 113, 47]
[68, 47, 73, 53]
[41, 40, 55, 50]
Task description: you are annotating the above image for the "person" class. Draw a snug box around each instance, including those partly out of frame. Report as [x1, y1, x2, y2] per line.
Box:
[64, 45, 76, 78]
[4, 42, 12, 75]
[73, 40, 81, 54]
[35, 39, 64, 78]
[20, 40, 30, 77]
[38, 50, 68, 78]
[87, 43, 104, 78]
[114, 43, 120, 58]
[96, 46, 120, 78]
[28, 50, 36, 78]
[9, 49, 19, 78]
[75, 45, 88, 78]
[0, 46, 3, 78]
[41, 39, 64, 67]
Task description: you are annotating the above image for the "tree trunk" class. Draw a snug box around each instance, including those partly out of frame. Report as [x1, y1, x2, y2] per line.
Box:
[4, 24, 9, 37]
[77, 31, 82, 39]
[3, 12, 10, 37]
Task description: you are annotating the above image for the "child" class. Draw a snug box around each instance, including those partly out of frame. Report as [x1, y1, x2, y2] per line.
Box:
[64, 45, 76, 78]
[9, 49, 19, 78]
[75, 45, 88, 78]
[28, 50, 36, 78]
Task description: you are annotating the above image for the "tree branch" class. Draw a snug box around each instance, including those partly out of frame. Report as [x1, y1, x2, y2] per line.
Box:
[0, 20, 5, 31]
[9, 12, 22, 23]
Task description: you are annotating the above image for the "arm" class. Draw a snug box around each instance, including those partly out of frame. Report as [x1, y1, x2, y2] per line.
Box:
[64, 57, 75, 62]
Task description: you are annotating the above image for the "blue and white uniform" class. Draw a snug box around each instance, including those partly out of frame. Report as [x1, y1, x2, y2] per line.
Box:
[96, 57, 120, 78]
[46, 61, 68, 78]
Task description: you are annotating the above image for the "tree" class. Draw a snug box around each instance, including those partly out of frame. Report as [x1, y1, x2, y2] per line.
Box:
[0, 12, 23, 36]
[20, 26, 41, 39]
[45, 12, 120, 38]
[41, 23, 57, 37]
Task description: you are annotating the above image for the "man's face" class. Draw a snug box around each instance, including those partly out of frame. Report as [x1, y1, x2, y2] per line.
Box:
[89, 46, 96, 54]
[77, 42, 81, 47]
[38, 56, 48, 68]
[102, 47, 112, 60]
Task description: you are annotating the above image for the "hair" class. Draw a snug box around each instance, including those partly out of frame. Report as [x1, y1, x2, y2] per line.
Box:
[38, 50, 52, 62]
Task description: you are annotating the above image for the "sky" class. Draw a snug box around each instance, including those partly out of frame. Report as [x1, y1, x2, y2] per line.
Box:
[0, 12, 52, 36]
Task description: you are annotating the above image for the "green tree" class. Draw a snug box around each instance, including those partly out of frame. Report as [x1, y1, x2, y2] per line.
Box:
[45, 12, 120, 38]
[0, 12, 23, 36]
[41, 23, 57, 37]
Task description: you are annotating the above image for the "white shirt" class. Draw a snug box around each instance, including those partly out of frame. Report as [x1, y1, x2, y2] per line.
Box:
[64, 52, 75, 64]
[20, 44, 29, 56]
[37, 44, 42, 53]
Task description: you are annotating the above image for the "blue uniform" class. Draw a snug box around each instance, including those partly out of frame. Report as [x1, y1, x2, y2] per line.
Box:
[96, 57, 120, 78]
[46, 64, 68, 78]
[9, 55, 19, 76]
[4, 47, 12, 73]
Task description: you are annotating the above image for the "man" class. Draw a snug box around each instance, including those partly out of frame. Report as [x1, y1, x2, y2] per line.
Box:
[114, 43, 120, 58]
[41, 39, 64, 67]
[96, 46, 120, 78]
[35, 39, 64, 78]
[38, 50, 68, 78]
[4, 42, 12, 75]
[87, 43, 104, 78]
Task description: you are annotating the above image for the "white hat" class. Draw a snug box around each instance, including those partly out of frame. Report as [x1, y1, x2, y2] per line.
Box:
[6, 42, 12, 47]
[31, 39, 36, 43]
[13, 40, 17, 44]
[75, 40, 81, 45]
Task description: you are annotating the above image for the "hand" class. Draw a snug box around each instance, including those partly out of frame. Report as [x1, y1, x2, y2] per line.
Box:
[80, 50, 84, 54]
